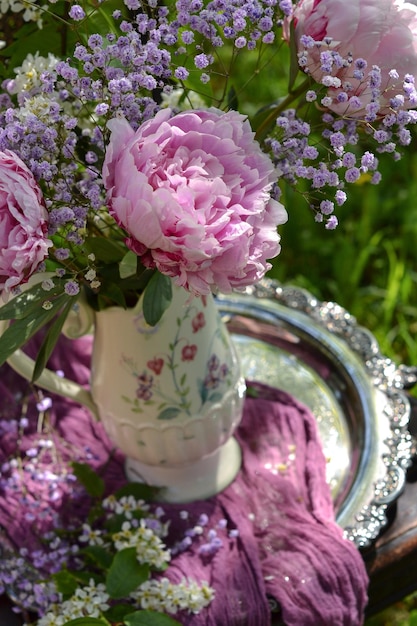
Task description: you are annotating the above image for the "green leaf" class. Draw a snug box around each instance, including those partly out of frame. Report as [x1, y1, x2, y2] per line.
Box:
[61, 618, 110, 626]
[32, 297, 74, 382]
[119, 250, 139, 279]
[157, 407, 182, 420]
[104, 603, 136, 622]
[113, 482, 159, 502]
[52, 569, 80, 599]
[106, 548, 149, 599]
[0, 15, 79, 73]
[207, 392, 223, 404]
[142, 273, 172, 327]
[124, 610, 182, 626]
[245, 385, 260, 399]
[227, 84, 239, 110]
[81, 545, 114, 570]
[84, 236, 126, 263]
[97, 281, 127, 310]
[0, 294, 70, 368]
[71, 462, 105, 499]
[0, 280, 67, 320]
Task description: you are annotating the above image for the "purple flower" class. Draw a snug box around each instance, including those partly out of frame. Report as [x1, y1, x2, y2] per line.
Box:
[345, 167, 361, 183]
[320, 200, 334, 215]
[335, 190, 347, 206]
[64, 280, 80, 296]
[174, 67, 189, 80]
[68, 5, 85, 21]
[103, 109, 287, 295]
[194, 53, 211, 69]
[325, 215, 339, 230]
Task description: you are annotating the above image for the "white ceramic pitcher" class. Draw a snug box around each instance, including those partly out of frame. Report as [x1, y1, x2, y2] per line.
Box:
[0, 278, 246, 503]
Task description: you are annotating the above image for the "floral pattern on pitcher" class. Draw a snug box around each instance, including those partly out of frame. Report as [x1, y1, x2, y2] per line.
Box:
[120, 300, 234, 420]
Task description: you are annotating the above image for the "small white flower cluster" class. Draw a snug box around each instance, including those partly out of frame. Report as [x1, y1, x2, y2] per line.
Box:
[112, 519, 171, 569]
[36, 580, 110, 626]
[102, 493, 151, 519]
[79, 522, 105, 546]
[18, 493, 216, 623]
[131, 576, 215, 615]
[0, 0, 45, 26]
[15, 95, 57, 122]
[5, 53, 59, 95]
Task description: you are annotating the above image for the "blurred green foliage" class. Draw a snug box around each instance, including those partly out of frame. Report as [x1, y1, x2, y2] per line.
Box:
[365, 592, 417, 626]
[268, 141, 417, 369]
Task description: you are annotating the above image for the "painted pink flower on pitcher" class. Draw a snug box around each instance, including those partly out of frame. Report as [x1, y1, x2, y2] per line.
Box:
[102, 108, 287, 295]
[286, 0, 417, 115]
[182, 344, 197, 361]
[147, 358, 164, 375]
[0, 150, 51, 294]
[192, 312, 206, 333]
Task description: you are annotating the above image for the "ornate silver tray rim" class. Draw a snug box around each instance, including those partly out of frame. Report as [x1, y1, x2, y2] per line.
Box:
[217, 279, 416, 550]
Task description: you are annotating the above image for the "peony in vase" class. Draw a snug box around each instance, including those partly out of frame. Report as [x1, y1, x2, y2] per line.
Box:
[0, 106, 287, 503]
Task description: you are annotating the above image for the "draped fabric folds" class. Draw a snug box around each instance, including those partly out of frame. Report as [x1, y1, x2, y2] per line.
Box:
[0, 335, 368, 625]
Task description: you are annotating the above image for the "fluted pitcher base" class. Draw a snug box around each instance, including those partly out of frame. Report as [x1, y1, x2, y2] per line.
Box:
[125, 436, 242, 503]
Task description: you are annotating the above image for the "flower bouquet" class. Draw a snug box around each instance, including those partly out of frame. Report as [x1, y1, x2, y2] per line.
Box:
[0, 0, 417, 623]
[1, 0, 417, 371]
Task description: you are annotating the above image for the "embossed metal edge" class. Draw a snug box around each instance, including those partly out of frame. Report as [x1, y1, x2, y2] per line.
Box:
[238, 279, 415, 549]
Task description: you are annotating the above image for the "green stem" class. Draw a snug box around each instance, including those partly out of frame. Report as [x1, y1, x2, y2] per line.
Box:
[254, 76, 312, 142]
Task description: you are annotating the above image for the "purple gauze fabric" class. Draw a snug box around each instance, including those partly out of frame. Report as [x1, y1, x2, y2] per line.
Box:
[0, 335, 369, 626]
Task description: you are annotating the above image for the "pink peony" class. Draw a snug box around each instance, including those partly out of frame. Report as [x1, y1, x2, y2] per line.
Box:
[286, 0, 417, 116]
[102, 108, 287, 295]
[0, 150, 51, 294]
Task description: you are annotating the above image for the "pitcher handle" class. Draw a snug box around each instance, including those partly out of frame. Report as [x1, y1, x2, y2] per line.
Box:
[3, 338, 99, 418]
[0, 278, 99, 418]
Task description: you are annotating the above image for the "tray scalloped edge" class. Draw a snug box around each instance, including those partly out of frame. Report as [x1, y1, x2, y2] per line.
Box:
[235, 279, 416, 550]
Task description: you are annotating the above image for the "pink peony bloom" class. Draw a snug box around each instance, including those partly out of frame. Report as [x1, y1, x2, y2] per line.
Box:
[102, 108, 287, 295]
[0, 150, 51, 294]
[286, 0, 417, 116]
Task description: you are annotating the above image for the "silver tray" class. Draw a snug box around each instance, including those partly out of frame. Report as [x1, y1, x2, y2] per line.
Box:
[217, 279, 416, 549]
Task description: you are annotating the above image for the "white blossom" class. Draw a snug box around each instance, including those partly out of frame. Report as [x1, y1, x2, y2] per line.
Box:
[131, 577, 215, 615]
[112, 520, 171, 569]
